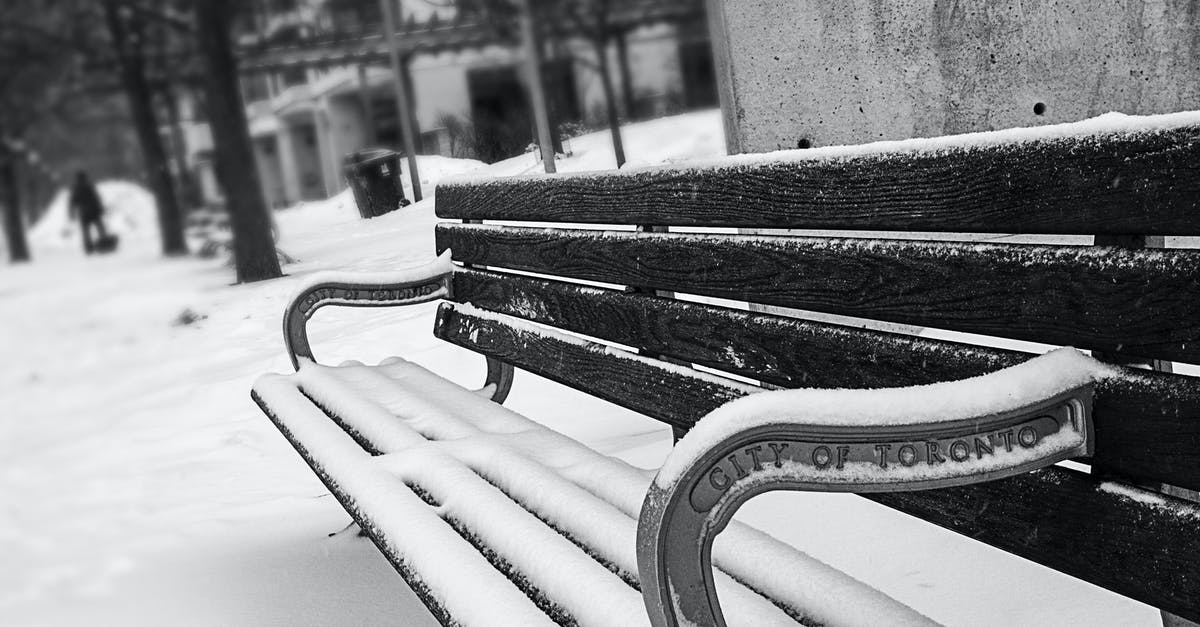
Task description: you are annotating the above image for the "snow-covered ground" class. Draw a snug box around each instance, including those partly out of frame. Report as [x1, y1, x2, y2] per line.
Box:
[28, 181, 161, 253]
[1, 111, 1160, 626]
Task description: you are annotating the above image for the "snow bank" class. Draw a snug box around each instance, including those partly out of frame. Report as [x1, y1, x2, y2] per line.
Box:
[29, 181, 158, 250]
[455, 109, 726, 180]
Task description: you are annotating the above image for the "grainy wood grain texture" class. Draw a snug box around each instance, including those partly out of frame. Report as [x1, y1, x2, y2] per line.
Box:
[434, 303, 747, 431]
[866, 469, 1200, 622]
[449, 269, 1200, 492]
[451, 268, 1023, 389]
[435, 125, 1200, 235]
[437, 225, 1200, 365]
[434, 305, 1200, 622]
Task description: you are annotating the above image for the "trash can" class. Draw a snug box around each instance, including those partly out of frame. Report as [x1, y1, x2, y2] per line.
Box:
[342, 149, 411, 218]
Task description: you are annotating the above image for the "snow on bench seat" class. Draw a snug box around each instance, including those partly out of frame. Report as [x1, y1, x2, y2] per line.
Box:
[252, 358, 935, 627]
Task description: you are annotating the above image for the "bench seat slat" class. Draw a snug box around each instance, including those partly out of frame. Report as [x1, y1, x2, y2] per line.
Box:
[258, 361, 930, 626]
[437, 224, 1200, 365]
[380, 448, 651, 626]
[352, 362, 936, 627]
[251, 375, 557, 627]
[449, 270, 1200, 493]
[261, 369, 649, 626]
[434, 304, 1200, 621]
[435, 122, 1200, 234]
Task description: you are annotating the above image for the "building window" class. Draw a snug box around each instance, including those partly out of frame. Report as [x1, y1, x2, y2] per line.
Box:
[278, 66, 308, 88]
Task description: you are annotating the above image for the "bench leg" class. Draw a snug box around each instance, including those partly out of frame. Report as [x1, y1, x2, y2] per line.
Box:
[483, 357, 514, 404]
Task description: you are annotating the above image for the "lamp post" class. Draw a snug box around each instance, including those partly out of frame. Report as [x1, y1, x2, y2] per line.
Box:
[378, 0, 423, 201]
[518, 0, 556, 173]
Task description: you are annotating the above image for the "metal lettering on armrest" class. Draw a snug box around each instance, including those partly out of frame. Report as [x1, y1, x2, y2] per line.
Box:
[637, 385, 1093, 627]
[295, 282, 447, 319]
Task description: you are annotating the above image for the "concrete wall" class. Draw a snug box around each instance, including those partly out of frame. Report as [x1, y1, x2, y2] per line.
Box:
[709, 0, 1200, 153]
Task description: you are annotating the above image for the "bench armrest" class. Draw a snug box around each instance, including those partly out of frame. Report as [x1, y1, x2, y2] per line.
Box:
[282, 252, 513, 403]
[636, 348, 1101, 627]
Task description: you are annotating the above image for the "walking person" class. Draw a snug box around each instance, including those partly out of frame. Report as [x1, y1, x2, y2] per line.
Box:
[69, 171, 109, 254]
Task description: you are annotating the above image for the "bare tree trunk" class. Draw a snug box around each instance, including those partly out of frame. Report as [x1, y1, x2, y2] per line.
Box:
[0, 155, 31, 263]
[161, 84, 201, 209]
[594, 38, 626, 168]
[195, 0, 281, 283]
[102, 0, 189, 257]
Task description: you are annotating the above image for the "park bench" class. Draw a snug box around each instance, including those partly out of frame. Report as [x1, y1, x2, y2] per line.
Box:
[252, 111, 1200, 626]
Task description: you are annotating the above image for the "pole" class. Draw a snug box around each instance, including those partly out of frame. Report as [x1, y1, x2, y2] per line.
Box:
[378, 0, 423, 201]
[357, 64, 378, 146]
[518, 0, 556, 173]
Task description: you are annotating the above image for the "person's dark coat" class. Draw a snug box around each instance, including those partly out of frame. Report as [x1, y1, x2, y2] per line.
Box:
[69, 176, 104, 222]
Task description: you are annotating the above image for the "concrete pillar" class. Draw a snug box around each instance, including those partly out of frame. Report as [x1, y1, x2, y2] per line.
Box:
[708, 0, 1200, 153]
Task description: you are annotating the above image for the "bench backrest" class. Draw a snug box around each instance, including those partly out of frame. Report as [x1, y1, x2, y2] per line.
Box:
[431, 114, 1200, 620]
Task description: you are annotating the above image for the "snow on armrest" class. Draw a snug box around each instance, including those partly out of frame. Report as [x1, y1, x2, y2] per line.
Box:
[283, 252, 454, 370]
[636, 347, 1106, 627]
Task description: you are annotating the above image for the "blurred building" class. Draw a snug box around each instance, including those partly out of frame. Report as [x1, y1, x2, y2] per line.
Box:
[182, 0, 716, 208]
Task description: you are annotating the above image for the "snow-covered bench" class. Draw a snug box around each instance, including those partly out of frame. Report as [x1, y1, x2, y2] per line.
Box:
[253, 112, 1200, 626]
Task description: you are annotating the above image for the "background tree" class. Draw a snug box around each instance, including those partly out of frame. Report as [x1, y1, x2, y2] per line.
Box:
[0, 0, 90, 263]
[0, 148, 31, 263]
[101, 0, 190, 256]
[447, 0, 670, 168]
[193, 0, 281, 283]
[0, 0, 201, 261]
[559, 0, 626, 166]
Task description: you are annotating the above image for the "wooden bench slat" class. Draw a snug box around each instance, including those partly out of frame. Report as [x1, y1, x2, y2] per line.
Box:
[449, 269, 1200, 493]
[434, 302, 754, 432]
[435, 124, 1200, 234]
[866, 472, 1200, 622]
[434, 305, 1200, 621]
[451, 268, 1026, 389]
[437, 224, 1200, 365]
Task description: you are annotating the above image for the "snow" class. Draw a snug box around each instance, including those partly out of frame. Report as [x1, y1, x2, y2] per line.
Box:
[0, 109, 1165, 626]
[289, 250, 453, 298]
[444, 109, 1200, 187]
[657, 348, 1107, 488]
[266, 358, 931, 626]
[1098, 482, 1200, 520]
[28, 180, 160, 252]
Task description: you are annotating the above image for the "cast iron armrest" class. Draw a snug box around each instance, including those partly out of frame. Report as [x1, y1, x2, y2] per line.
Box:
[281, 253, 514, 403]
[635, 350, 1099, 627]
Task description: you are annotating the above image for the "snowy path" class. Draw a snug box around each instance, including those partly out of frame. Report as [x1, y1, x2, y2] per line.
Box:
[2, 111, 1159, 626]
